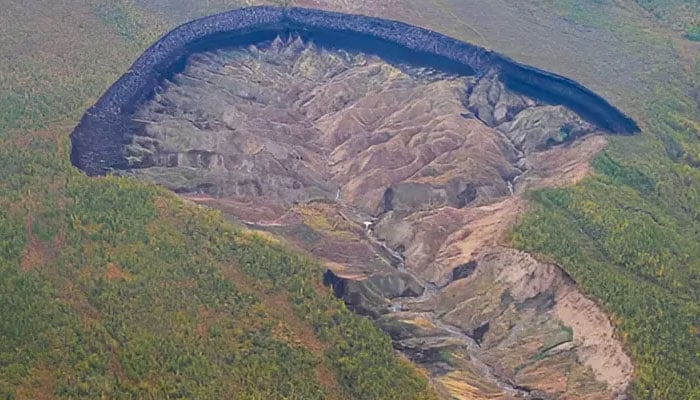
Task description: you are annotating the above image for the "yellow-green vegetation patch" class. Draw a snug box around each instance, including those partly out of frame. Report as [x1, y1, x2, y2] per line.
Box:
[633, 0, 700, 40]
[90, 0, 166, 47]
[295, 204, 361, 242]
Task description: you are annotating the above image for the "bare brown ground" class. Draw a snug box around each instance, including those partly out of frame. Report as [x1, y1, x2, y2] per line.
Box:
[424, 134, 633, 397]
[20, 214, 51, 273]
[14, 364, 56, 400]
[105, 263, 134, 281]
[20, 237, 49, 273]
[554, 289, 634, 394]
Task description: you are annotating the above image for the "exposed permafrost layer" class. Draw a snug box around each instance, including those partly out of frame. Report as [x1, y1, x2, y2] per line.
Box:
[71, 6, 639, 176]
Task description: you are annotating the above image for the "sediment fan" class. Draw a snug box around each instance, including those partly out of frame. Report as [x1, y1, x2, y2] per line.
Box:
[70, 6, 639, 176]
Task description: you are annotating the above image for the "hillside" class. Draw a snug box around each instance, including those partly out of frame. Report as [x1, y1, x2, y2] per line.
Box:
[1, 1, 699, 400]
[0, 1, 435, 399]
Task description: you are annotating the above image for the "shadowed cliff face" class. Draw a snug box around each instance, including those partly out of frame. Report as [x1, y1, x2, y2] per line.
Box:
[69, 7, 639, 177]
[108, 36, 633, 400]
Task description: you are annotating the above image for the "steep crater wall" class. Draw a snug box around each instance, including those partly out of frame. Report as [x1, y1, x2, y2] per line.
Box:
[70, 6, 638, 176]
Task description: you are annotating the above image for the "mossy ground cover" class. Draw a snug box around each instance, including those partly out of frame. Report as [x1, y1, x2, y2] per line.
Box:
[633, 0, 700, 40]
[0, 1, 435, 399]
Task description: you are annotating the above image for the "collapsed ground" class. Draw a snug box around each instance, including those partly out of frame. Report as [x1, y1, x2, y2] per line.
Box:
[114, 36, 633, 399]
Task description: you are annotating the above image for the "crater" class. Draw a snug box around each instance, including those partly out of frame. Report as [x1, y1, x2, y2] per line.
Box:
[70, 7, 635, 399]
[112, 35, 605, 217]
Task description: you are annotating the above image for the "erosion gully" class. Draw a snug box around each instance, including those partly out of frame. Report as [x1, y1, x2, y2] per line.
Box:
[336, 201, 534, 398]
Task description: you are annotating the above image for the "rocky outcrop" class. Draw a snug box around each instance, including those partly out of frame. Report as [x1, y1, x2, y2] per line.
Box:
[70, 6, 638, 176]
[324, 269, 424, 317]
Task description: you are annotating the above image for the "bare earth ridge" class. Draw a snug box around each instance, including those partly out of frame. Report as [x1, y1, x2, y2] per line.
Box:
[116, 38, 633, 399]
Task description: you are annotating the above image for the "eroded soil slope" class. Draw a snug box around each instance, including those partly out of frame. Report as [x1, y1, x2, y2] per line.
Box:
[119, 37, 632, 399]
